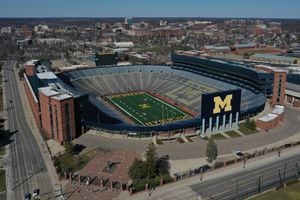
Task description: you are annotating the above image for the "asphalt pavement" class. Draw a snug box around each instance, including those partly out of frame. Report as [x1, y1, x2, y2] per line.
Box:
[3, 61, 52, 200]
[130, 146, 300, 200]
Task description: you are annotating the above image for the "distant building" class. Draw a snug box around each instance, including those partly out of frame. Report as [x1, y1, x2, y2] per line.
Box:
[113, 41, 134, 48]
[128, 53, 150, 64]
[95, 52, 118, 66]
[17, 39, 33, 47]
[0, 27, 12, 34]
[125, 16, 133, 25]
[251, 53, 298, 65]
[191, 21, 212, 30]
[269, 22, 281, 29]
[232, 43, 258, 51]
[202, 45, 231, 54]
[37, 38, 65, 45]
[34, 24, 49, 33]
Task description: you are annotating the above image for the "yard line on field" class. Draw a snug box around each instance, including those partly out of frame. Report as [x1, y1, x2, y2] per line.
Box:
[144, 93, 190, 117]
[108, 98, 145, 126]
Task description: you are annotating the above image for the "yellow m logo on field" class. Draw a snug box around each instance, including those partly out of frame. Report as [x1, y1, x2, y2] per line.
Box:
[213, 94, 233, 114]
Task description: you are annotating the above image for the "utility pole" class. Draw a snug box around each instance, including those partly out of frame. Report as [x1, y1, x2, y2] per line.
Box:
[278, 169, 282, 186]
[235, 180, 239, 200]
[296, 162, 300, 177]
[200, 168, 203, 181]
[283, 163, 287, 180]
[258, 175, 262, 193]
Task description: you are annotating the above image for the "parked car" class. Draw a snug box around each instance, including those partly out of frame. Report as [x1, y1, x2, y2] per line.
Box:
[24, 192, 31, 200]
[234, 150, 244, 158]
[32, 188, 40, 197]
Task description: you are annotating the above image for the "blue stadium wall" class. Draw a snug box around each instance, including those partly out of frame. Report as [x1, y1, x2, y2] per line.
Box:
[171, 53, 273, 96]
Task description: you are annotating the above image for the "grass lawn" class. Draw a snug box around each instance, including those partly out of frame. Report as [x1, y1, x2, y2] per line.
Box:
[251, 182, 300, 200]
[0, 170, 5, 192]
[177, 137, 185, 143]
[225, 130, 242, 138]
[238, 123, 259, 135]
[203, 134, 227, 140]
[186, 136, 193, 142]
[106, 91, 191, 126]
[211, 134, 227, 140]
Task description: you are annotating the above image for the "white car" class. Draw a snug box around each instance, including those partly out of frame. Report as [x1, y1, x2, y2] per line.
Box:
[32, 189, 39, 197]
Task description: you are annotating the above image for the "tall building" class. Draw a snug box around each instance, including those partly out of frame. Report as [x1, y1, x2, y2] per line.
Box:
[23, 60, 77, 145]
[255, 65, 287, 106]
[125, 16, 133, 26]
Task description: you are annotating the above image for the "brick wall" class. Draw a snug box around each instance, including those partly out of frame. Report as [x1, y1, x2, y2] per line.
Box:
[272, 71, 286, 106]
[23, 78, 40, 128]
[50, 98, 76, 145]
[24, 64, 36, 76]
[39, 92, 53, 139]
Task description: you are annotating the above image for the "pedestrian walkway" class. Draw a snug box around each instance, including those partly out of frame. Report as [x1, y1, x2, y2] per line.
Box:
[126, 145, 300, 200]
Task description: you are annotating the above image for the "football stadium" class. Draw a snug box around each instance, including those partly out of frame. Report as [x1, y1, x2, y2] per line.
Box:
[55, 52, 272, 137]
[24, 52, 284, 144]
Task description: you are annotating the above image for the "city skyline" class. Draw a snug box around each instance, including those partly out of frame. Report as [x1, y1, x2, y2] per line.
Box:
[0, 0, 300, 18]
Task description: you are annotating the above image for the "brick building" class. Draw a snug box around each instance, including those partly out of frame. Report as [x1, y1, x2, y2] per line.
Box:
[255, 65, 287, 106]
[23, 60, 77, 145]
[256, 105, 285, 132]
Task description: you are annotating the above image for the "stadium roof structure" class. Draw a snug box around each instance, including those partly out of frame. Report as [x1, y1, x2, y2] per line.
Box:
[203, 45, 230, 51]
[233, 42, 257, 48]
[252, 53, 297, 63]
[36, 72, 58, 80]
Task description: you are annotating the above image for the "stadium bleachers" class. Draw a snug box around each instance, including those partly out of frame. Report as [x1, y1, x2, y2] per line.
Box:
[59, 65, 266, 131]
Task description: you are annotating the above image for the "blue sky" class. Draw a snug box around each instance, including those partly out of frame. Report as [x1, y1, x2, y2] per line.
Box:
[0, 0, 299, 18]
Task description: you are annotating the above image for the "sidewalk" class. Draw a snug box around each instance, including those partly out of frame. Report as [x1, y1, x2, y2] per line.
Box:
[124, 145, 300, 200]
[168, 131, 300, 175]
[88, 129, 152, 141]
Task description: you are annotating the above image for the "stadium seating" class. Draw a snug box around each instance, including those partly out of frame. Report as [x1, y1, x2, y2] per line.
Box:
[60, 65, 266, 131]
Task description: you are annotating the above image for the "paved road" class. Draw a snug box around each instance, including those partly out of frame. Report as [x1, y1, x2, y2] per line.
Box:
[3, 61, 52, 200]
[131, 148, 300, 200]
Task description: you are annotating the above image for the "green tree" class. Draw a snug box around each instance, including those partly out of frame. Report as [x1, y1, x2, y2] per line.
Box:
[249, 119, 256, 130]
[128, 158, 146, 180]
[245, 116, 256, 130]
[245, 116, 251, 127]
[145, 143, 158, 181]
[156, 156, 170, 175]
[18, 68, 25, 79]
[243, 52, 250, 59]
[64, 142, 74, 156]
[206, 138, 218, 163]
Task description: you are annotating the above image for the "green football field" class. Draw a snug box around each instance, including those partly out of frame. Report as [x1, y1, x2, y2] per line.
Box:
[106, 92, 191, 126]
